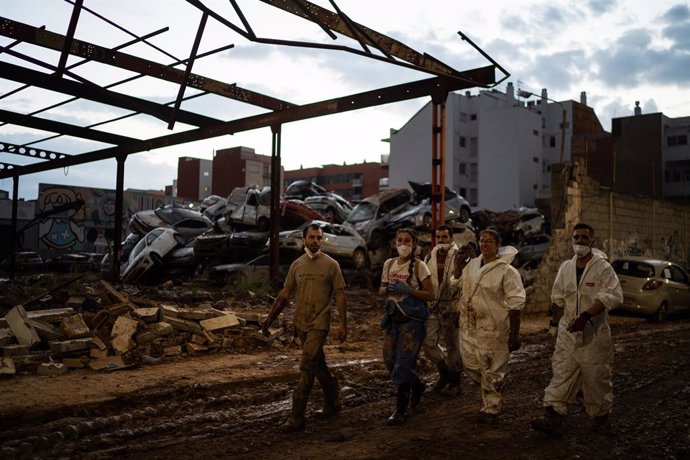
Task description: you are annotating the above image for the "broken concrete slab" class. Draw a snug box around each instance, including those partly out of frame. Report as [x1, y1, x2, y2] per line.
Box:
[0, 308, 75, 328]
[5, 305, 41, 348]
[111, 335, 136, 354]
[0, 328, 14, 347]
[163, 345, 182, 356]
[60, 314, 90, 339]
[111, 316, 138, 339]
[133, 307, 159, 323]
[160, 304, 180, 318]
[91, 336, 107, 351]
[0, 357, 15, 375]
[162, 316, 202, 334]
[37, 362, 68, 376]
[136, 322, 174, 345]
[48, 338, 92, 354]
[185, 343, 207, 355]
[200, 312, 240, 332]
[2, 344, 29, 356]
[28, 319, 66, 342]
[65, 296, 86, 308]
[179, 309, 218, 321]
[90, 348, 108, 360]
[62, 357, 87, 369]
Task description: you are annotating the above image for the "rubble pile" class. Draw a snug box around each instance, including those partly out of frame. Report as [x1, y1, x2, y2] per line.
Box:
[0, 279, 286, 377]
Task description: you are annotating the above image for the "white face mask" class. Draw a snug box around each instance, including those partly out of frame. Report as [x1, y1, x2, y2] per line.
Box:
[397, 245, 412, 258]
[436, 243, 450, 252]
[304, 247, 321, 259]
[573, 244, 591, 258]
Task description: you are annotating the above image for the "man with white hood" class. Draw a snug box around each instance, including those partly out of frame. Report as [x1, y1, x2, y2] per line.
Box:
[531, 223, 622, 436]
[457, 228, 525, 423]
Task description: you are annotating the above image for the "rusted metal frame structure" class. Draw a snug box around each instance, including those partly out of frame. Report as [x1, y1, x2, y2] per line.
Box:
[0, 1, 506, 281]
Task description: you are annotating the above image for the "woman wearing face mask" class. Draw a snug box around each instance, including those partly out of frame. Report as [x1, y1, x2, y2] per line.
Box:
[379, 228, 434, 425]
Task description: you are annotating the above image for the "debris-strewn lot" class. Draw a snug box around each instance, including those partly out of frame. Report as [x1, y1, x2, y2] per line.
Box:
[1, 274, 688, 460]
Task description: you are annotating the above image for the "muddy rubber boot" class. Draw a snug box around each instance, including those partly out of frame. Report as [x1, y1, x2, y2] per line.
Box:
[530, 406, 563, 437]
[284, 387, 308, 431]
[591, 414, 614, 436]
[316, 375, 341, 418]
[410, 379, 426, 409]
[432, 361, 451, 394]
[446, 371, 462, 396]
[387, 384, 410, 426]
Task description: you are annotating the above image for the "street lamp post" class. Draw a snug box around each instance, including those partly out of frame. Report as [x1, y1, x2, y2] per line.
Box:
[519, 90, 567, 163]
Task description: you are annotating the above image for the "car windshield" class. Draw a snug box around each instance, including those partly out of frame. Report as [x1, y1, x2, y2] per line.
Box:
[347, 202, 376, 222]
[155, 206, 201, 225]
[612, 260, 655, 278]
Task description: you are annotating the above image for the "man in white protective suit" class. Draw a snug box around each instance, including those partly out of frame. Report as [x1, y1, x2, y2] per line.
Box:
[531, 223, 623, 437]
[457, 228, 525, 424]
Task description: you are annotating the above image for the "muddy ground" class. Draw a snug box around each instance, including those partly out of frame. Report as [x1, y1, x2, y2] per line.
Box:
[1, 281, 689, 460]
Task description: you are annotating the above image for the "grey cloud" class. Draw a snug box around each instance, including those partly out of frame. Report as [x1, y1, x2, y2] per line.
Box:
[587, 0, 618, 15]
[526, 50, 587, 92]
[500, 14, 530, 34]
[662, 22, 690, 51]
[661, 3, 690, 22]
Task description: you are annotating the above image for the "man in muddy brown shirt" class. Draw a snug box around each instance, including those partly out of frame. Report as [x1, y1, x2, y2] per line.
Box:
[261, 223, 347, 431]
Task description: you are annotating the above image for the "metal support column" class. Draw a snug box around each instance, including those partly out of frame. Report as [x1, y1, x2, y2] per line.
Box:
[430, 92, 448, 237]
[9, 175, 19, 279]
[269, 125, 282, 285]
[112, 153, 126, 279]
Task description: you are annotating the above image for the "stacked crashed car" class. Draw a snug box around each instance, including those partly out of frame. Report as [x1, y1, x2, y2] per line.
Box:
[612, 257, 690, 322]
[283, 180, 327, 200]
[386, 181, 471, 233]
[121, 228, 185, 283]
[274, 220, 369, 269]
[346, 188, 412, 249]
[130, 205, 212, 242]
[0, 251, 44, 272]
[303, 192, 354, 223]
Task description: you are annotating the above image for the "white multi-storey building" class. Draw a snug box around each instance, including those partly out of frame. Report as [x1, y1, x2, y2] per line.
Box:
[389, 83, 576, 211]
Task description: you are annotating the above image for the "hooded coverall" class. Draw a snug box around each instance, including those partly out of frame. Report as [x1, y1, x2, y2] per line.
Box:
[544, 249, 623, 418]
[422, 242, 462, 377]
[458, 246, 525, 415]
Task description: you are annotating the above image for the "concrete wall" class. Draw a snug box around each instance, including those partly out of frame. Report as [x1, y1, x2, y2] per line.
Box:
[527, 162, 690, 313]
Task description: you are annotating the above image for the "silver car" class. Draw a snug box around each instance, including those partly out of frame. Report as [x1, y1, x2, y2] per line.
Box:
[612, 257, 690, 321]
[304, 192, 353, 223]
[276, 220, 369, 269]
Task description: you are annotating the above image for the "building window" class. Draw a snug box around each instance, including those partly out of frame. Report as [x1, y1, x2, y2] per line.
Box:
[203, 171, 210, 177]
[668, 135, 688, 146]
[532, 130, 539, 136]
[248, 163, 260, 174]
[459, 187, 467, 197]
[470, 114, 477, 121]
[533, 156, 539, 163]
[470, 137, 478, 158]
[469, 163, 478, 182]
[541, 118, 546, 129]
[459, 162, 466, 175]
[460, 112, 467, 122]
[469, 188, 478, 207]
[550, 136, 556, 148]
[459, 136, 466, 148]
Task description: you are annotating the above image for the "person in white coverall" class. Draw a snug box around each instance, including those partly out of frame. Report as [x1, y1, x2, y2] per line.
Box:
[457, 229, 525, 423]
[531, 223, 623, 437]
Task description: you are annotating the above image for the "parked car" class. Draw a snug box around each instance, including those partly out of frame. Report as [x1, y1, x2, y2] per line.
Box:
[0, 251, 44, 272]
[514, 207, 546, 239]
[514, 234, 551, 266]
[611, 257, 690, 322]
[346, 188, 412, 249]
[130, 205, 212, 242]
[100, 232, 142, 275]
[283, 180, 328, 200]
[45, 253, 95, 272]
[121, 228, 184, 283]
[209, 254, 288, 287]
[304, 192, 353, 223]
[274, 220, 369, 269]
[409, 181, 471, 224]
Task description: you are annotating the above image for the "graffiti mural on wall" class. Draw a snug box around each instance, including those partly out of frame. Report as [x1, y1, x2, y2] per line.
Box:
[38, 186, 87, 250]
[607, 231, 688, 266]
[37, 184, 181, 253]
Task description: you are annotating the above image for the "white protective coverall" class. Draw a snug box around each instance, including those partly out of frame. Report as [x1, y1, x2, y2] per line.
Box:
[544, 248, 623, 418]
[457, 246, 525, 415]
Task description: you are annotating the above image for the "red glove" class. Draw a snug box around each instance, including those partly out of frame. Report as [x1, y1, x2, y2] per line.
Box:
[567, 311, 592, 332]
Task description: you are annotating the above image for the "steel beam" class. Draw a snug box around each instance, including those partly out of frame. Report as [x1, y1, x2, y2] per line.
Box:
[0, 141, 70, 160]
[0, 109, 137, 145]
[0, 17, 295, 111]
[0, 68, 494, 180]
[0, 62, 222, 128]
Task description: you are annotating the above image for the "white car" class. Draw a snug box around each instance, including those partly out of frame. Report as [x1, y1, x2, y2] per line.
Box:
[121, 228, 184, 283]
[275, 220, 369, 269]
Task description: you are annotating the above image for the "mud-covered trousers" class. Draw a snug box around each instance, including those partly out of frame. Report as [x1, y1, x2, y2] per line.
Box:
[422, 303, 461, 374]
[292, 329, 339, 421]
[383, 319, 426, 385]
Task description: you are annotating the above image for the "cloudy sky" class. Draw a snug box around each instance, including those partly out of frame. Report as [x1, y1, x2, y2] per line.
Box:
[1, 0, 689, 200]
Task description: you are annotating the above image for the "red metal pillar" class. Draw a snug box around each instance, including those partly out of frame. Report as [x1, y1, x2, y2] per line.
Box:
[431, 92, 448, 239]
[269, 125, 282, 285]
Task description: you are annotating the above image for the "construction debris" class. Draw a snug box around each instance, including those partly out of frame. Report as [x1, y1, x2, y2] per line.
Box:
[0, 277, 285, 377]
